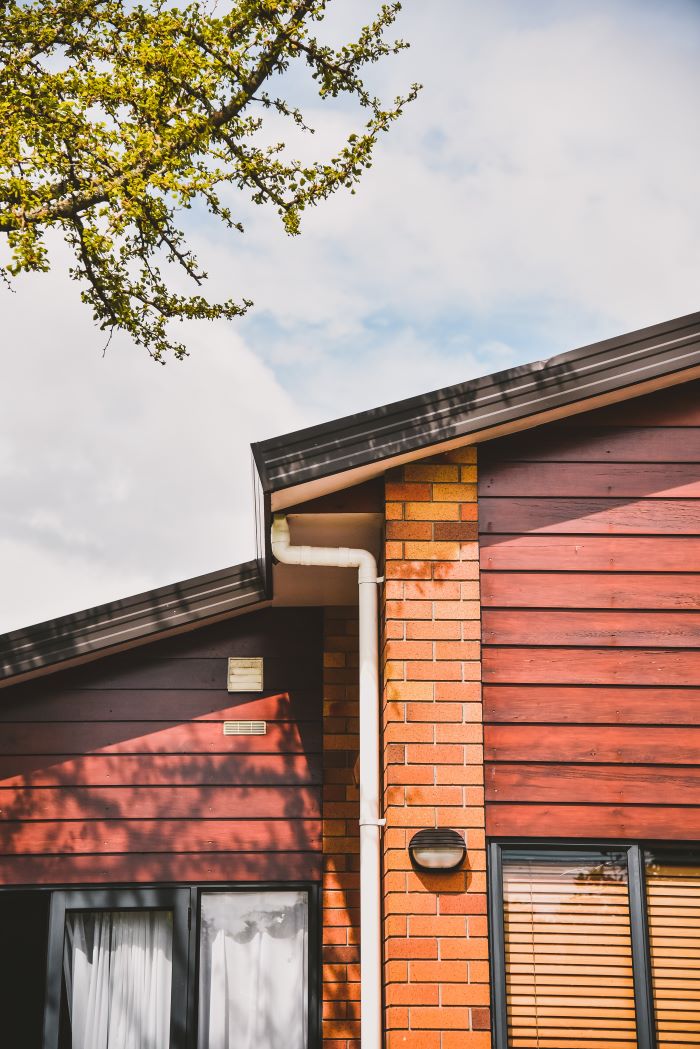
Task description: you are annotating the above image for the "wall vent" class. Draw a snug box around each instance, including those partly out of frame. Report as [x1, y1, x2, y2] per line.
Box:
[227, 657, 263, 692]
[223, 720, 267, 736]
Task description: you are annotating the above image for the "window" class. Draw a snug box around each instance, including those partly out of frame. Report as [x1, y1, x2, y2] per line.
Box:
[0, 884, 318, 1049]
[489, 844, 700, 1049]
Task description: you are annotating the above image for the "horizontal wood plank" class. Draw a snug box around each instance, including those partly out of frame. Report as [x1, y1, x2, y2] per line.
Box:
[487, 804, 700, 839]
[0, 753, 322, 787]
[482, 610, 700, 648]
[481, 573, 700, 610]
[480, 535, 700, 572]
[480, 498, 700, 536]
[486, 764, 700, 804]
[53, 656, 319, 691]
[0, 689, 316, 723]
[484, 686, 700, 724]
[0, 721, 321, 755]
[0, 850, 321, 885]
[484, 725, 700, 764]
[0, 785, 321, 820]
[0, 818, 321, 855]
[480, 427, 700, 464]
[481, 462, 700, 498]
[483, 648, 700, 685]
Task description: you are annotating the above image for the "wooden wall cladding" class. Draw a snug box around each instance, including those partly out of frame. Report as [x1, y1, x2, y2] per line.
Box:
[479, 380, 700, 840]
[0, 608, 323, 883]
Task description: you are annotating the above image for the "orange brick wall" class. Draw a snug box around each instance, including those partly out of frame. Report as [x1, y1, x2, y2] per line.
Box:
[382, 449, 491, 1049]
[323, 608, 361, 1049]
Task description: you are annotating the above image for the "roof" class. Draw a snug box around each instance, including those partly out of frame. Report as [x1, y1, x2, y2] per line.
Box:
[252, 309, 700, 505]
[3, 307, 700, 685]
[0, 560, 266, 687]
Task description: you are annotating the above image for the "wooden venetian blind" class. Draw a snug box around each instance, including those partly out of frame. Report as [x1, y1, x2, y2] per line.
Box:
[646, 856, 700, 1048]
[502, 850, 637, 1049]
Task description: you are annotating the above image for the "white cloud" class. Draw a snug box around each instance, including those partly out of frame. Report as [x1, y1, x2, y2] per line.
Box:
[1, 0, 699, 631]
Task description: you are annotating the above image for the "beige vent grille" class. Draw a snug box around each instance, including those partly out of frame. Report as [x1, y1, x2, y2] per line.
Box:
[227, 657, 263, 692]
[223, 720, 267, 736]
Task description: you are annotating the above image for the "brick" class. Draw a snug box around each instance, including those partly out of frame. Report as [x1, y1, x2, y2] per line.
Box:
[439, 937, 489, 960]
[406, 743, 464, 764]
[385, 540, 403, 559]
[385, 640, 433, 660]
[435, 681, 482, 701]
[471, 1008, 491, 1032]
[384, 724, 433, 745]
[460, 465, 478, 482]
[404, 464, 459, 482]
[385, 482, 432, 501]
[386, 680, 434, 702]
[386, 600, 433, 620]
[433, 483, 477, 502]
[410, 1006, 471, 1029]
[406, 702, 462, 723]
[387, 521, 433, 541]
[406, 661, 462, 681]
[460, 502, 479, 521]
[435, 640, 481, 660]
[443, 446, 477, 464]
[435, 723, 483, 744]
[433, 522, 478, 541]
[386, 1033, 440, 1049]
[432, 561, 480, 580]
[408, 915, 467, 936]
[385, 982, 439, 1005]
[404, 580, 461, 600]
[385, 560, 432, 580]
[434, 601, 480, 621]
[404, 501, 460, 521]
[386, 501, 404, 520]
[409, 960, 469, 982]
[406, 784, 462, 806]
[442, 1033, 491, 1049]
[404, 541, 460, 561]
[439, 894, 488, 915]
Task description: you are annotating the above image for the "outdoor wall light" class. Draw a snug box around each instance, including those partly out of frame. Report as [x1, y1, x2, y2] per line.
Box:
[408, 829, 466, 872]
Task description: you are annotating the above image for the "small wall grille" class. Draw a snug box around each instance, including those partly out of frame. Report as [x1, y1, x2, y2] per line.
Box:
[223, 720, 267, 736]
[227, 657, 264, 692]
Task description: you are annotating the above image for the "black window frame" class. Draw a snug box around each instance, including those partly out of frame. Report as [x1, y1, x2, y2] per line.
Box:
[488, 840, 700, 1049]
[0, 881, 319, 1049]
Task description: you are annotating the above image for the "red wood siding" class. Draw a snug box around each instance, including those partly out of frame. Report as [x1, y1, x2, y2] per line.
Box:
[0, 608, 322, 883]
[479, 380, 700, 839]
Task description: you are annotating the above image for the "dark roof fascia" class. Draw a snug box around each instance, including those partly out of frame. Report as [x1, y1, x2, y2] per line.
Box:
[251, 309, 700, 495]
[0, 559, 266, 686]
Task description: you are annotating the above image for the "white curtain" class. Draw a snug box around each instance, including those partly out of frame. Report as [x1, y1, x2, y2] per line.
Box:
[198, 891, 308, 1049]
[63, 910, 172, 1049]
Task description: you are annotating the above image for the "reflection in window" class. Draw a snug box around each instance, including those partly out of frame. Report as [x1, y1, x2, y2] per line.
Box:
[198, 891, 308, 1049]
[646, 853, 700, 1048]
[502, 849, 635, 1048]
[61, 910, 173, 1049]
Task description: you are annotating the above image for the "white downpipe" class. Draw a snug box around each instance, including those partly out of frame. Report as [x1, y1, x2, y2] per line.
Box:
[271, 514, 383, 1049]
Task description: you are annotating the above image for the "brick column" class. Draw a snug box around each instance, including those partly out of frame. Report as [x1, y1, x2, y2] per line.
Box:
[382, 449, 490, 1049]
[323, 608, 361, 1049]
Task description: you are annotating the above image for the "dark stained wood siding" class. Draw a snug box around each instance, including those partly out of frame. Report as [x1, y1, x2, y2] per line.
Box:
[0, 608, 323, 883]
[479, 380, 700, 839]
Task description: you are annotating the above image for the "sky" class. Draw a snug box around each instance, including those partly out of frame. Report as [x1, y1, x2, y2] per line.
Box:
[1, 0, 699, 633]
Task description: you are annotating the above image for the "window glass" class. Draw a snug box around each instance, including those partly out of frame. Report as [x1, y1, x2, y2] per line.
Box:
[502, 848, 636, 1048]
[646, 852, 700, 1048]
[198, 890, 308, 1049]
[60, 910, 173, 1049]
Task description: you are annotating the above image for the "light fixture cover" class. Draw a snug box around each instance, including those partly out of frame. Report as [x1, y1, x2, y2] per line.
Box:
[408, 828, 466, 872]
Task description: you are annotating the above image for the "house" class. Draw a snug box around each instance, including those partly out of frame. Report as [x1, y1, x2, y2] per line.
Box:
[2, 308, 700, 1049]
